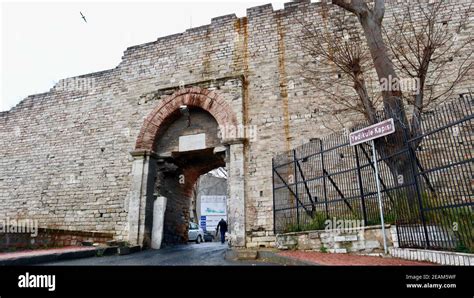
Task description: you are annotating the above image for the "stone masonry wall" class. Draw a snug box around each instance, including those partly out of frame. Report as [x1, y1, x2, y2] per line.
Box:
[0, 0, 472, 247]
[155, 108, 221, 155]
[276, 225, 398, 254]
[0, 228, 113, 252]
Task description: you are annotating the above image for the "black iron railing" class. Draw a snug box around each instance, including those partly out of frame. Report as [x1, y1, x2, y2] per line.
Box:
[272, 94, 473, 252]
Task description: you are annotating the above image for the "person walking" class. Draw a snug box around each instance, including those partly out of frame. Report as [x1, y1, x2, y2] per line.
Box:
[215, 218, 228, 244]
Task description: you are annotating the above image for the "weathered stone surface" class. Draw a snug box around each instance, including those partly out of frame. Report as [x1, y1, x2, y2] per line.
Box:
[151, 196, 167, 249]
[0, 0, 471, 249]
[276, 225, 394, 254]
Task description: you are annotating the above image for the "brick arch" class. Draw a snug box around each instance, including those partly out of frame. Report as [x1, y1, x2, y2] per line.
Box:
[135, 87, 239, 151]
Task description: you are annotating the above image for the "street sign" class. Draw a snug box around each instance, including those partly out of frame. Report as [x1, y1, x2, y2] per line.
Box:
[201, 195, 226, 216]
[349, 118, 396, 255]
[349, 118, 395, 146]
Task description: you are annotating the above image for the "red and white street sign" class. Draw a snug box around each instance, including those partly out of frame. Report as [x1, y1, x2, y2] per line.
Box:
[349, 118, 395, 146]
[348, 118, 396, 254]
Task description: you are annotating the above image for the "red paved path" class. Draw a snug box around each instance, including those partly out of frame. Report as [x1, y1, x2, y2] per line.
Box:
[279, 251, 435, 266]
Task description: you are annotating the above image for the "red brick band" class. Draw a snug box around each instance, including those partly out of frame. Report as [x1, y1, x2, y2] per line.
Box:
[135, 87, 238, 151]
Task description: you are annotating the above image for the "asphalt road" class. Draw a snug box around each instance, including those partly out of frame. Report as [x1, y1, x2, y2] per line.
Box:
[40, 242, 272, 266]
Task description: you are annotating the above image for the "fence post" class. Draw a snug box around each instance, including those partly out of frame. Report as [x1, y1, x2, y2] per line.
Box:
[272, 158, 276, 235]
[320, 140, 329, 219]
[354, 145, 368, 225]
[404, 127, 431, 249]
[293, 149, 300, 230]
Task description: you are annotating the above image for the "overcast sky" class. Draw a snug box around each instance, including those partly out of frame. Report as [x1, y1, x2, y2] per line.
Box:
[0, 0, 287, 111]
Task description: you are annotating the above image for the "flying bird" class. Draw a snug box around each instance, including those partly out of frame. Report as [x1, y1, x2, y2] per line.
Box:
[80, 11, 87, 23]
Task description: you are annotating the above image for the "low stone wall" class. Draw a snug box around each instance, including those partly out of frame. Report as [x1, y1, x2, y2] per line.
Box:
[276, 225, 397, 254]
[275, 226, 474, 266]
[246, 231, 277, 248]
[0, 228, 114, 252]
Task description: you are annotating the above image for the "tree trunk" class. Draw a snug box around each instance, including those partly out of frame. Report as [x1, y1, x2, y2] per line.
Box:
[357, 13, 409, 127]
[383, 141, 419, 216]
[332, 1, 419, 208]
[357, 13, 419, 207]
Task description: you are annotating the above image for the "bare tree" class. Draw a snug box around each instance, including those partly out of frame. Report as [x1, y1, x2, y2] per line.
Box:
[299, 0, 472, 194]
[384, 0, 473, 137]
[332, 0, 409, 126]
[299, 10, 381, 124]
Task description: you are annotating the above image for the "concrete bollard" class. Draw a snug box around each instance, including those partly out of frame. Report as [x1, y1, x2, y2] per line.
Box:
[151, 196, 167, 249]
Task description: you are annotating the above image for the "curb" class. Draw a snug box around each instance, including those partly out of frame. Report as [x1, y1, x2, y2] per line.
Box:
[390, 247, 474, 266]
[0, 248, 98, 266]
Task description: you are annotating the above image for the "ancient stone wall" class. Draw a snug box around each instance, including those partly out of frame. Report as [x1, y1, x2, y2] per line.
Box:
[0, 0, 472, 247]
[276, 225, 398, 254]
[155, 109, 221, 155]
[0, 228, 114, 252]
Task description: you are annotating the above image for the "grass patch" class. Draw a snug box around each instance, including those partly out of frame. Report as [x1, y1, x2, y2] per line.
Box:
[283, 211, 327, 233]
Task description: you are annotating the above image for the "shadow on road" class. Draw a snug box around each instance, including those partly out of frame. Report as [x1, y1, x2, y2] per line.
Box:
[40, 242, 276, 266]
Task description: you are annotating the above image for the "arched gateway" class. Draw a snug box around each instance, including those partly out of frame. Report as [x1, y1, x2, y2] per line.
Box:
[128, 87, 246, 248]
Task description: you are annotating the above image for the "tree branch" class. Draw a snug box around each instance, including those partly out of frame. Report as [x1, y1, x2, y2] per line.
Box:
[374, 0, 385, 24]
[332, 0, 368, 16]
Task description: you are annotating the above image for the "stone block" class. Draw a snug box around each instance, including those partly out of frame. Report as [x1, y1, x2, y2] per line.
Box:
[252, 236, 276, 242]
[364, 240, 381, 249]
[151, 196, 167, 249]
[344, 235, 358, 241]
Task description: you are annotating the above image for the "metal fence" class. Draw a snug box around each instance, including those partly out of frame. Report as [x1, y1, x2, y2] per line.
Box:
[272, 94, 473, 252]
